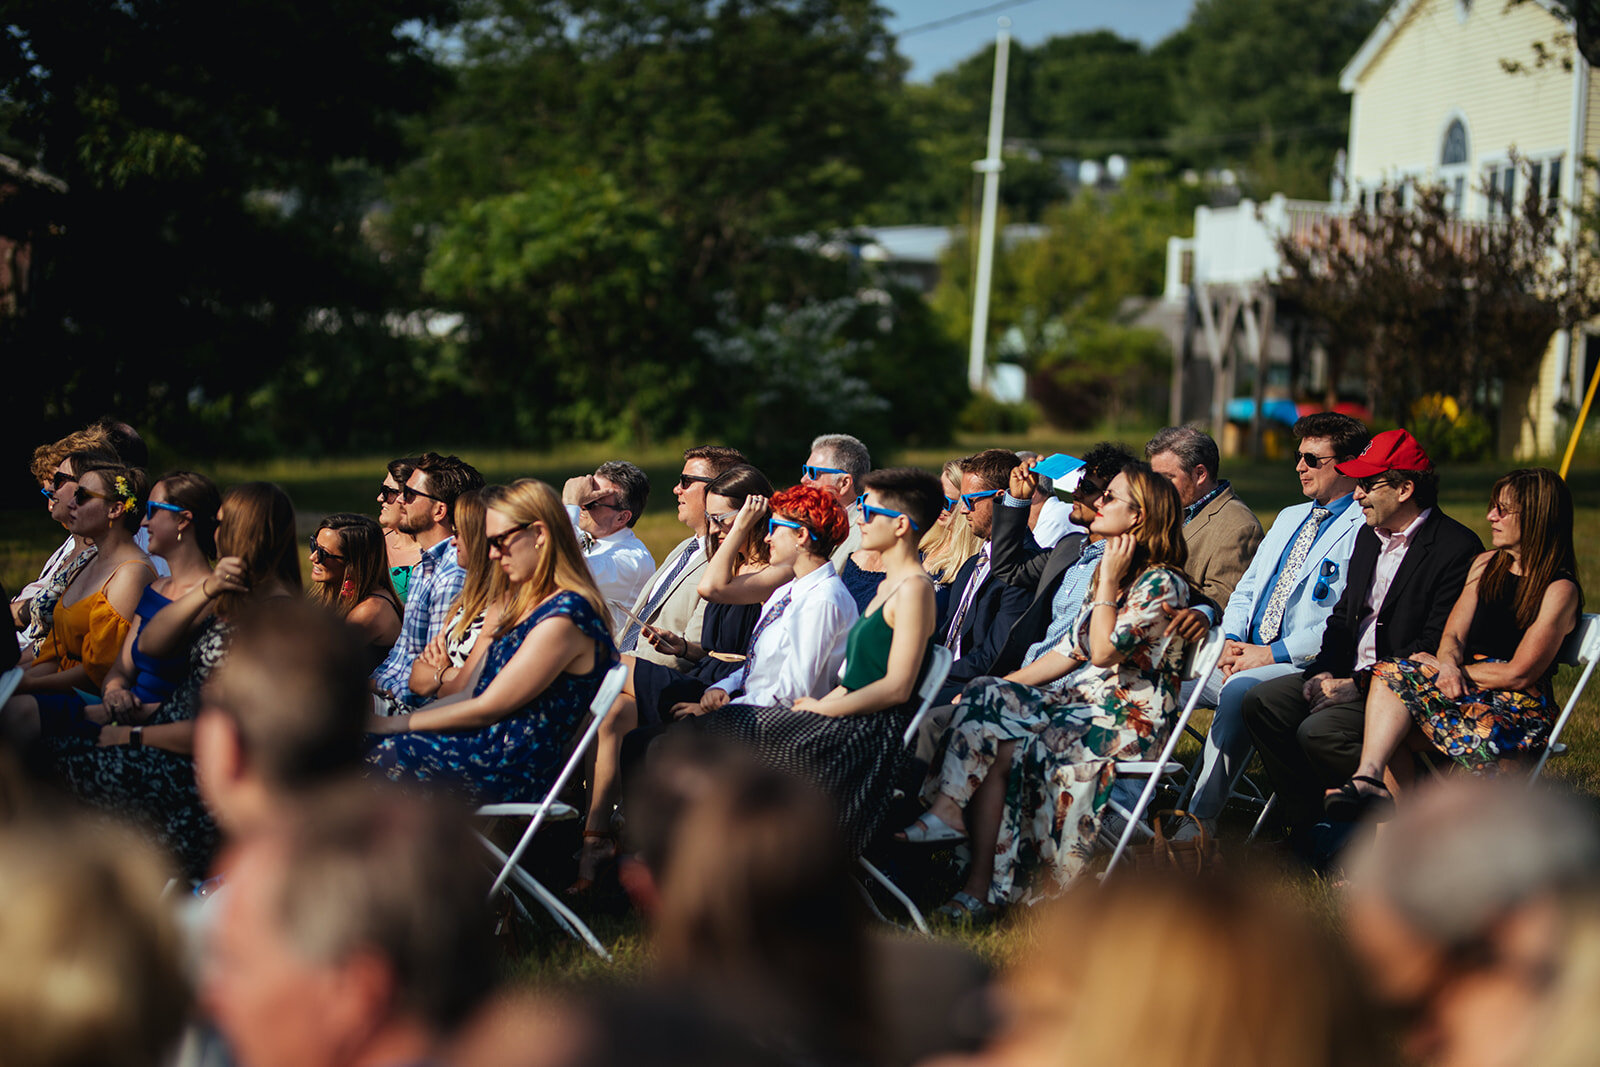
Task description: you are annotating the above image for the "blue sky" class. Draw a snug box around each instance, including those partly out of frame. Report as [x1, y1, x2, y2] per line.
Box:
[884, 0, 1196, 81]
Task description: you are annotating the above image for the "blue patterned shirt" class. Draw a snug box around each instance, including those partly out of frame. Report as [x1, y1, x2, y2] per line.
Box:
[1022, 538, 1107, 666]
[372, 535, 466, 701]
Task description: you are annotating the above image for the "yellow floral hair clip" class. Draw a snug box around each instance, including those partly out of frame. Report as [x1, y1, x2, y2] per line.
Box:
[113, 475, 138, 506]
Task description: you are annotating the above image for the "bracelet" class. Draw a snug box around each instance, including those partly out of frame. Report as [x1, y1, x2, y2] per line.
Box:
[433, 667, 445, 690]
[1089, 600, 1118, 609]
[201, 578, 216, 599]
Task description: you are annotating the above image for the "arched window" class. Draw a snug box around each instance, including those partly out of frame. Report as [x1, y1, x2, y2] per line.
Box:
[1440, 118, 1470, 214]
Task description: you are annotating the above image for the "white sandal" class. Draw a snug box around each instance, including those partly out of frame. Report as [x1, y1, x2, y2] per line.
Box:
[895, 812, 967, 844]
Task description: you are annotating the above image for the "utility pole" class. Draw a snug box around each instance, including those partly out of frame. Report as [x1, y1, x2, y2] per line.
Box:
[967, 17, 1011, 394]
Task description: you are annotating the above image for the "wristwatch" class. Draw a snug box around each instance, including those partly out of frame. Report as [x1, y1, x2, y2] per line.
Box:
[129, 726, 143, 749]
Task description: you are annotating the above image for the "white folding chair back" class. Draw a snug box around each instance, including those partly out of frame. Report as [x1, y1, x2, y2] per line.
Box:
[1530, 613, 1600, 784]
[474, 661, 628, 959]
[858, 644, 955, 936]
[1102, 628, 1229, 878]
[0, 666, 22, 708]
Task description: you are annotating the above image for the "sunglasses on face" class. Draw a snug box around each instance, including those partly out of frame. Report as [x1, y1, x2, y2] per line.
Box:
[960, 489, 1004, 512]
[767, 516, 807, 537]
[857, 494, 922, 532]
[486, 523, 532, 554]
[72, 485, 113, 507]
[1356, 475, 1396, 494]
[1313, 559, 1340, 602]
[147, 501, 187, 521]
[50, 471, 75, 491]
[942, 495, 958, 513]
[1295, 452, 1337, 468]
[802, 465, 848, 481]
[677, 473, 714, 491]
[401, 485, 445, 504]
[706, 510, 738, 528]
[39, 487, 54, 502]
[1098, 489, 1140, 511]
[377, 485, 401, 504]
[580, 499, 625, 515]
[308, 535, 345, 564]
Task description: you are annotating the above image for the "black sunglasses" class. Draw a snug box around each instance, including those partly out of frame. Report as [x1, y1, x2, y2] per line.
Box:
[580, 499, 626, 514]
[486, 523, 532, 553]
[377, 485, 401, 504]
[677, 473, 714, 491]
[50, 471, 75, 491]
[308, 535, 345, 563]
[400, 485, 445, 504]
[1295, 452, 1337, 468]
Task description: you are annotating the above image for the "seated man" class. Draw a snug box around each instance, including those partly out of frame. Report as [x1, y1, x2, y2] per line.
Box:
[1145, 425, 1263, 614]
[563, 460, 656, 631]
[1241, 429, 1481, 854]
[1176, 413, 1370, 832]
[800, 433, 871, 570]
[1014, 450, 1080, 549]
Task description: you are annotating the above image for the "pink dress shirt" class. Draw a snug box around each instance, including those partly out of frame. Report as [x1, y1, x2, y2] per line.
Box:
[1353, 508, 1432, 671]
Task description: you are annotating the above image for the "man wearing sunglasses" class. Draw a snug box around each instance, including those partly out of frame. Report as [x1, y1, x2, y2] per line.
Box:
[561, 461, 656, 630]
[1241, 428, 1481, 862]
[1174, 413, 1371, 837]
[799, 433, 871, 570]
[371, 452, 485, 706]
[620, 445, 748, 670]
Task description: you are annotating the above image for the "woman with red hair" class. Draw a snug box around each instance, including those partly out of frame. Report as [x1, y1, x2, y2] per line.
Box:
[693, 470, 944, 854]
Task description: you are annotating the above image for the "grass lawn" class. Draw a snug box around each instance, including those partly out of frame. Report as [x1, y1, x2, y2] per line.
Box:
[6, 427, 1600, 975]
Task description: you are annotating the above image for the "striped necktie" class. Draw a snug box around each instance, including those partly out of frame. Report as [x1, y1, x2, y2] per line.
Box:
[619, 541, 699, 651]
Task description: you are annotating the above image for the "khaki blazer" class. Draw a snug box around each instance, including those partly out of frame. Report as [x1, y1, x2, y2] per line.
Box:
[1183, 484, 1264, 614]
[628, 535, 709, 671]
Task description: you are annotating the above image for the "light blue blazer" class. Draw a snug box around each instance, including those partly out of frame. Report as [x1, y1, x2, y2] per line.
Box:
[1219, 495, 1366, 665]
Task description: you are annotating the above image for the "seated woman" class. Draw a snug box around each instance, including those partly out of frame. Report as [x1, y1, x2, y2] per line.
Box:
[49, 482, 302, 877]
[903, 464, 1191, 916]
[919, 458, 981, 618]
[1327, 467, 1582, 819]
[12, 428, 114, 650]
[404, 489, 505, 708]
[571, 465, 774, 893]
[364, 479, 617, 804]
[89, 472, 221, 728]
[307, 513, 403, 671]
[697, 469, 941, 854]
[3, 462, 157, 741]
[378, 456, 423, 603]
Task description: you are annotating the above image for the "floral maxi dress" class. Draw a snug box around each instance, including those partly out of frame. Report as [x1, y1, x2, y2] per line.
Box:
[928, 566, 1189, 904]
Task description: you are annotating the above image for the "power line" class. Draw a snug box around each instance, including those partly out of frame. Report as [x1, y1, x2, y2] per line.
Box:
[899, 0, 1048, 38]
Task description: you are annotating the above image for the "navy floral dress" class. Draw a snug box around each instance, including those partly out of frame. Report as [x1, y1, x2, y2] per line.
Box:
[365, 591, 616, 803]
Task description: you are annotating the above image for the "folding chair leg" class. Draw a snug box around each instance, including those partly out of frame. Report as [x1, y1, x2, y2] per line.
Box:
[858, 856, 931, 936]
[478, 834, 612, 960]
[1245, 793, 1277, 844]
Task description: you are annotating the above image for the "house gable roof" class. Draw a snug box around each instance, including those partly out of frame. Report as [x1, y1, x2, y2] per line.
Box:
[1339, 0, 1570, 92]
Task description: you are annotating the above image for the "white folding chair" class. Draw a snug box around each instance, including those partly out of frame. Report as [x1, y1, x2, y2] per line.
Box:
[857, 644, 955, 936]
[1530, 612, 1600, 784]
[1102, 629, 1229, 878]
[0, 666, 22, 708]
[474, 662, 628, 959]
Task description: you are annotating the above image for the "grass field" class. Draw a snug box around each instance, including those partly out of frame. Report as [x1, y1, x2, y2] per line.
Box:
[6, 427, 1599, 974]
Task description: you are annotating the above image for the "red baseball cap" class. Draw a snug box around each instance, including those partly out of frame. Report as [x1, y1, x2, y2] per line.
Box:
[1336, 428, 1433, 478]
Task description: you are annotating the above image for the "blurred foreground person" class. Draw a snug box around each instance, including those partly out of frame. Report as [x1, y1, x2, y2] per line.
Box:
[960, 871, 1385, 1067]
[204, 784, 497, 1067]
[1342, 777, 1600, 1067]
[0, 817, 188, 1067]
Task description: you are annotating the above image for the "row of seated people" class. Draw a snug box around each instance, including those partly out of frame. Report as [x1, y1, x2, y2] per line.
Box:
[3, 418, 1581, 912]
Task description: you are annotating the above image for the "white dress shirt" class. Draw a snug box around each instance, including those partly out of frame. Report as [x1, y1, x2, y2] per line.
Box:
[711, 562, 859, 705]
[565, 504, 656, 630]
[1031, 495, 1081, 549]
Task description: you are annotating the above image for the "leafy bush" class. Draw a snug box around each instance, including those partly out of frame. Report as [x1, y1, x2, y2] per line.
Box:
[958, 393, 1037, 435]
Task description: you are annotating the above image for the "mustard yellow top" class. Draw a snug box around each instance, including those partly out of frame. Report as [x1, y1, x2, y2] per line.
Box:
[34, 560, 156, 691]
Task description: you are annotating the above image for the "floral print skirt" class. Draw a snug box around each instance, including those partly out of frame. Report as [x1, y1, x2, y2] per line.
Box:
[1372, 657, 1555, 773]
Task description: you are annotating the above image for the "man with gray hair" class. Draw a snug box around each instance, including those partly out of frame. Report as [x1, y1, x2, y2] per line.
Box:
[1145, 424, 1262, 613]
[1343, 778, 1600, 1067]
[563, 460, 656, 630]
[204, 784, 498, 1067]
[801, 432, 871, 569]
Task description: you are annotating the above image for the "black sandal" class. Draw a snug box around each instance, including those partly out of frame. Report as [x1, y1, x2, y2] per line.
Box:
[1324, 775, 1395, 823]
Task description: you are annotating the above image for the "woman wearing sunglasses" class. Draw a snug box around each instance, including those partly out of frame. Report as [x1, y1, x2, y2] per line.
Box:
[12, 428, 117, 648]
[377, 456, 423, 603]
[3, 463, 157, 740]
[697, 470, 942, 855]
[902, 464, 1194, 918]
[46, 481, 301, 877]
[82, 472, 221, 730]
[364, 479, 618, 806]
[918, 458, 982, 618]
[306, 513, 402, 671]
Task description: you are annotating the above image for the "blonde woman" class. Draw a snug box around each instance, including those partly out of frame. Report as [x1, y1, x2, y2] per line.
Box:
[920, 458, 981, 598]
[365, 479, 617, 803]
[406, 489, 506, 705]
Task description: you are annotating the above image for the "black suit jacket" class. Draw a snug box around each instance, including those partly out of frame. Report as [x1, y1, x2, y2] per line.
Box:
[988, 500, 1085, 677]
[936, 536, 1034, 700]
[1307, 506, 1483, 687]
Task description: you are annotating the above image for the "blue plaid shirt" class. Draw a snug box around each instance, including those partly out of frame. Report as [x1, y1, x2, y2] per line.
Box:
[371, 536, 466, 701]
[1022, 538, 1107, 666]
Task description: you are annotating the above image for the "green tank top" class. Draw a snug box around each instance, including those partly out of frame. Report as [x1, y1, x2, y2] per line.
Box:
[839, 580, 935, 694]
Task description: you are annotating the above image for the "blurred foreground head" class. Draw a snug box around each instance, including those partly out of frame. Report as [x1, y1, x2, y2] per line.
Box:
[0, 817, 187, 1067]
[204, 783, 497, 1067]
[1343, 777, 1600, 1067]
[993, 871, 1384, 1067]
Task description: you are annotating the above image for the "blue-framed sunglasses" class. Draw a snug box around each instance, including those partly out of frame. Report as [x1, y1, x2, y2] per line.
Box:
[960, 489, 1004, 512]
[942, 495, 958, 513]
[147, 500, 188, 521]
[1313, 559, 1340, 602]
[768, 516, 807, 537]
[857, 494, 922, 532]
[39, 487, 54, 502]
[801, 464, 849, 481]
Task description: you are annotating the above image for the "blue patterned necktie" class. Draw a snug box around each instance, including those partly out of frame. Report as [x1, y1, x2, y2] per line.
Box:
[742, 588, 794, 678]
[619, 541, 699, 651]
[1257, 505, 1331, 644]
